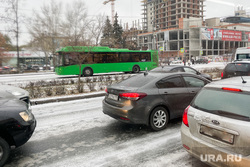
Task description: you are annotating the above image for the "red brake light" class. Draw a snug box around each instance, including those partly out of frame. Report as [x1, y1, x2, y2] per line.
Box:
[222, 87, 242, 92]
[105, 88, 108, 93]
[119, 92, 147, 100]
[221, 72, 224, 78]
[183, 105, 190, 127]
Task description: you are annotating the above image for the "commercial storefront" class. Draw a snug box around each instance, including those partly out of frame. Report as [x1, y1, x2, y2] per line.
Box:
[1, 51, 51, 67]
[138, 26, 249, 62]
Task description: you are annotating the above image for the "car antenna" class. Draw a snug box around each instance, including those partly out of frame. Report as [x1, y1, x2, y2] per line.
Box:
[234, 63, 247, 84]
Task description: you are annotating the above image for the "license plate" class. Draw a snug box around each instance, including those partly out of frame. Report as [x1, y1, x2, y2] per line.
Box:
[200, 125, 235, 144]
[108, 94, 118, 101]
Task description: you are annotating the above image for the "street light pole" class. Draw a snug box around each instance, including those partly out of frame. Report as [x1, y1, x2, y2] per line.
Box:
[15, 0, 20, 72]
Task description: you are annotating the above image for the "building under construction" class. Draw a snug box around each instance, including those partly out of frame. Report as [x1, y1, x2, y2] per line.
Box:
[138, 0, 250, 61]
[141, 0, 205, 32]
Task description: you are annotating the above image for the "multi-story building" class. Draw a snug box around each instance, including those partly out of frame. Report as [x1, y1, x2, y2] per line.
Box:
[138, 1, 250, 62]
[142, 0, 205, 32]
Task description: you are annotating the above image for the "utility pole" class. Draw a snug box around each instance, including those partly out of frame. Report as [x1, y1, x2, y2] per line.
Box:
[103, 0, 115, 24]
[15, 0, 20, 72]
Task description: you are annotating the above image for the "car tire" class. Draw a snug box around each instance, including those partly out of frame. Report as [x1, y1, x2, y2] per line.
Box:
[83, 67, 93, 77]
[0, 137, 10, 167]
[132, 65, 140, 73]
[150, 107, 169, 131]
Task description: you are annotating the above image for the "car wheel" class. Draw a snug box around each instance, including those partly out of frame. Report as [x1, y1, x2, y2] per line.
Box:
[0, 137, 10, 167]
[132, 65, 140, 73]
[83, 67, 93, 77]
[150, 107, 169, 131]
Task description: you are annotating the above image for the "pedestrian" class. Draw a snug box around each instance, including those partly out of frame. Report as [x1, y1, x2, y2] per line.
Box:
[192, 59, 195, 65]
[188, 59, 191, 66]
[183, 58, 186, 66]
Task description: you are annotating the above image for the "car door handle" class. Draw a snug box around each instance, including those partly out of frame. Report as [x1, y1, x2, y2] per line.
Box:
[190, 91, 196, 93]
[164, 92, 168, 94]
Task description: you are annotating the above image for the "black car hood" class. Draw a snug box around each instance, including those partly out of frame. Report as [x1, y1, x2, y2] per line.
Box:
[0, 97, 26, 108]
[0, 97, 27, 112]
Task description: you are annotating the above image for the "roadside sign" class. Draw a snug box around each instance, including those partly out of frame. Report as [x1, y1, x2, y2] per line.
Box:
[200, 50, 203, 55]
[159, 47, 163, 51]
[180, 48, 184, 53]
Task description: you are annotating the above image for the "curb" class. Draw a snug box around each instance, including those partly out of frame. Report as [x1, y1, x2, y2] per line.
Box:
[31, 92, 106, 105]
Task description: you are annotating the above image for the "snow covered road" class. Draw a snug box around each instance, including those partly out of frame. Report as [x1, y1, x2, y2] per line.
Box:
[4, 97, 208, 167]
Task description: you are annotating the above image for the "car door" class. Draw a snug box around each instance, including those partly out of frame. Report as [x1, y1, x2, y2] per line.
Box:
[182, 75, 207, 100]
[157, 75, 190, 117]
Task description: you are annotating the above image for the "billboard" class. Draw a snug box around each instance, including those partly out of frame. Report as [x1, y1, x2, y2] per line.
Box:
[201, 28, 244, 41]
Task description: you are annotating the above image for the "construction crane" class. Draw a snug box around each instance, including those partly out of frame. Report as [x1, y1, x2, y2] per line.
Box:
[103, 0, 115, 24]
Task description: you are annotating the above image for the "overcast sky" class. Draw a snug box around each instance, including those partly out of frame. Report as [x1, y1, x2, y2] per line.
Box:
[1, 0, 250, 45]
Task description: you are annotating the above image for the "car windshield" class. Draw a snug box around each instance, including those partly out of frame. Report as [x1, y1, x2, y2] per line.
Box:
[192, 88, 250, 121]
[118, 74, 156, 87]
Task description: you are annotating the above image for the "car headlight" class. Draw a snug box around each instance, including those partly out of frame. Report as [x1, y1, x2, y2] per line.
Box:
[19, 111, 32, 122]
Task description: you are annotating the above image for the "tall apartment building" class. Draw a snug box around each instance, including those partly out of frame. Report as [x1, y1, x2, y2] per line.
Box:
[142, 0, 205, 32]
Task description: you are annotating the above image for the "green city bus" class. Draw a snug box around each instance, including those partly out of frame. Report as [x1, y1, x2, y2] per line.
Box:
[54, 46, 158, 76]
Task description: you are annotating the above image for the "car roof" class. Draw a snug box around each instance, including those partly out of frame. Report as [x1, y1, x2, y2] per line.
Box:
[231, 60, 250, 64]
[151, 65, 195, 70]
[205, 76, 250, 92]
[147, 71, 203, 79]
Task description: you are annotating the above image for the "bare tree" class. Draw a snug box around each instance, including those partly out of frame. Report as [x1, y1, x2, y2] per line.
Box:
[0, 33, 12, 66]
[60, 0, 94, 91]
[28, 0, 62, 69]
[61, 0, 90, 46]
[88, 14, 106, 46]
[0, 0, 24, 71]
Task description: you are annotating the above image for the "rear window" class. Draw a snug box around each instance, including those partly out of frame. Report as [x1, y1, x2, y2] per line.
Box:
[225, 63, 250, 72]
[119, 74, 156, 87]
[192, 88, 250, 121]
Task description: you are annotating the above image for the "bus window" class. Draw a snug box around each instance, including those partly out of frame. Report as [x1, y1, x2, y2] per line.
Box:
[64, 54, 70, 66]
[107, 53, 119, 63]
[141, 52, 151, 62]
[93, 53, 104, 63]
[120, 53, 132, 62]
[131, 53, 140, 62]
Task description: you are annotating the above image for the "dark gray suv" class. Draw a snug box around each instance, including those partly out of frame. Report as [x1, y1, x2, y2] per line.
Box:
[103, 72, 210, 131]
[0, 85, 36, 166]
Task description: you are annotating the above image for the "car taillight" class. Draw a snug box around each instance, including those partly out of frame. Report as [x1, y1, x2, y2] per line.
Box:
[221, 71, 224, 78]
[222, 87, 242, 92]
[105, 88, 108, 93]
[119, 92, 147, 101]
[183, 105, 190, 127]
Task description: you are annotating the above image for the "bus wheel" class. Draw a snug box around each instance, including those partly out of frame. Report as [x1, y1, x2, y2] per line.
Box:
[132, 65, 140, 73]
[83, 68, 93, 77]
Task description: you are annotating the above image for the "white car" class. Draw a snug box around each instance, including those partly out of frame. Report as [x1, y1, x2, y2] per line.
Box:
[171, 60, 182, 64]
[181, 77, 250, 167]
